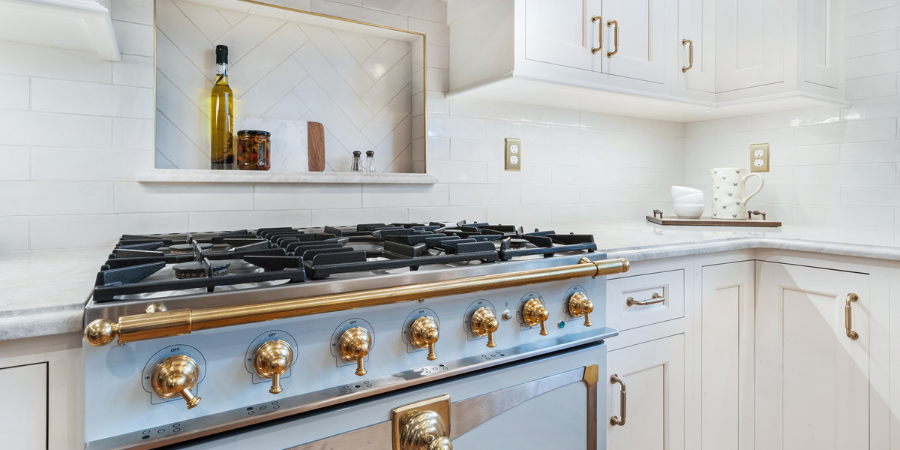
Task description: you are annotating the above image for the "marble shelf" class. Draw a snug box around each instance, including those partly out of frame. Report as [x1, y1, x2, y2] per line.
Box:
[136, 169, 439, 184]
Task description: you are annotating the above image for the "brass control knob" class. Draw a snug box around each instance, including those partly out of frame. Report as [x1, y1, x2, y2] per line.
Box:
[398, 410, 453, 450]
[568, 292, 594, 327]
[150, 355, 201, 409]
[339, 327, 373, 376]
[470, 307, 499, 348]
[522, 298, 550, 336]
[254, 340, 293, 394]
[410, 316, 440, 361]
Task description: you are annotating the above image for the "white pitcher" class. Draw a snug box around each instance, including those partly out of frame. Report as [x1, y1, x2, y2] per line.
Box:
[709, 168, 764, 219]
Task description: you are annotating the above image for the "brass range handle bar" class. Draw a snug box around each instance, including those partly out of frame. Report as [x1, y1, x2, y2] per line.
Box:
[845, 293, 859, 340]
[626, 292, 665, 306]
[591, 16, 603, 54]
[607, 20, 619, 58]
[681, 39, 693, 72]
[84, 257, 630, 347]
[610, 374, 626, 426]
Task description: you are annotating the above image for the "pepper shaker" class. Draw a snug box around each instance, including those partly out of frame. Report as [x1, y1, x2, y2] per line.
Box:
[350, 151, 362, 172]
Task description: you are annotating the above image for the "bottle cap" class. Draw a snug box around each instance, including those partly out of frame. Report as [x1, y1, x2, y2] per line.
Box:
[353, 151, 361, 156]
[215, 45, 228, 64]
[366, 151, 374, 156]
[237, 130, 271, 137]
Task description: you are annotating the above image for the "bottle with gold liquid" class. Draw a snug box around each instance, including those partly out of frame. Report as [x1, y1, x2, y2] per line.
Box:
[210, 45, 234, 169]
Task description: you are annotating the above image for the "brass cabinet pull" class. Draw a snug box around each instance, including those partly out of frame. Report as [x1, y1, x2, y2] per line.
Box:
[626, 292, 665, 306]
[610, 374, 626, 426]
[607, 20, 618, 57]
[681, 39, 693, 72]
[591, 16, 603, 54]
[845, 293, 859, 340]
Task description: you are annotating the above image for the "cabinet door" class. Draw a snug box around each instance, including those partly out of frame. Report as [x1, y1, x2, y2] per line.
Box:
[602, 0, 666, 83]
[803, 0, 842, 88]
[606, 334, 684, 450]
[700, 261, 755, 450]
[756, 262, 869, 450]
[716, 0, 785, 92]
[524, 0, 601, 71]
[678, 0, 715, 92]
[0, 363, 48, 450]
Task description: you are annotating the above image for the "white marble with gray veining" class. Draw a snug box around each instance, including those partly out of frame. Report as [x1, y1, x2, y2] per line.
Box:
[2, 221, 898, 341]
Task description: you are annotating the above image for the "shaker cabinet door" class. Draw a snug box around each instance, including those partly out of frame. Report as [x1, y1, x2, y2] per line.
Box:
[803, 0, 842, 88]
[601, 0, 667, 83]
[0, 363, 48, 450]
[524, 0, 601, 71]
[678, 0, 716, 92]
[716, 0, 785, 92]
[606, 334, 684, 450]
[755, 261, 869, 450]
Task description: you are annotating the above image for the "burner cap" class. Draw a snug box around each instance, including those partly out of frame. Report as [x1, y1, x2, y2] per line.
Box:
[169, 243, 212, 254]
[508, 238, 528, 249]
[173, 261, 230, 279]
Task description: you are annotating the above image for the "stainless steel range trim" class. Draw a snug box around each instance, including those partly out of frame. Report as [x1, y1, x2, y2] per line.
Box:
[86, 328, 617, 450]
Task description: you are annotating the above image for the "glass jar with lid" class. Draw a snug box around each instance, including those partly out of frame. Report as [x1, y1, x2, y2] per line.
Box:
[235, 130, 271, 170]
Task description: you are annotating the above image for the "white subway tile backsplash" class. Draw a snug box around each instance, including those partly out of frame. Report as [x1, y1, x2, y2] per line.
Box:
[362, 183, 449, 207]
[311, 207, 409, 226]
[520, 184, 579, 204]
[363, 0, 447, 23]
[551, 203, 606, 223]
[449, 98, 520, 121]
[32, 79, 153, 119]
[846, 74, 897, 100]
[846, 29, 897, 59]
[190, 210, 312, 231]
[794, 119, 897, 145]
[489, 162, 552, 184]
[793, 163, 897, 185]
[450, 183, 519, 206]
[486, 204, 552, 229]
[311, 0, 408, 29]
[771, 145, 841, 165]
[685, 116, 752, 136]
[30, 213, 190, 249]
[0, 147, 28, 181]
[0, 181, 113, 216]
[0, 112, 112, 148]
[846, 0, 898, 17]
[408, 18, 448, 46]
[842, 185, 900, 206]
[846, 50, 900, 79]
[0, 42, 111, 83]
[112, 20, 154, 57]
[113, 55, 154, 88]
[408, 206, 486, 223]
[30, 148, 151, 181]
[229, 24, 309, 95]
[520, 105, 580, 127]
[0, 75, 28, 110]
[0, 217, 29, 252]
[750, 107, 841, 130]
[114, 182, 253, 213]
[840, 140, 900, 162]
[426, 160, 486, 183]
[846, 6, 900, 37]
[425, 137, 449, 160]
[841, 96, 900, 121]
[112, 0, 155, 25]
[254, 184, 361, 210]
[426, 115, 484, 139]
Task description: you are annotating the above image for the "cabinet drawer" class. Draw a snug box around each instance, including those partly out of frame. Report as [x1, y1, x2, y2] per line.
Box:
[607, 270, 685, 331]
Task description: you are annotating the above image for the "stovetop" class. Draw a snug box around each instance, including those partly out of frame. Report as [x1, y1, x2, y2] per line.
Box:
[91, 221, 597, 303]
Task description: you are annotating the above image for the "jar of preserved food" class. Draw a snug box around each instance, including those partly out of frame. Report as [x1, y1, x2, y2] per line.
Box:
[235, 130, 271, 170]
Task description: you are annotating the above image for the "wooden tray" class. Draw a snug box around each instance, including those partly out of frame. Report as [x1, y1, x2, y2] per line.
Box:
[646, 216, 781, 227]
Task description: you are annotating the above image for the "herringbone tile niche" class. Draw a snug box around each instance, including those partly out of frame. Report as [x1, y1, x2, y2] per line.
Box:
[154, 0, 424, 173]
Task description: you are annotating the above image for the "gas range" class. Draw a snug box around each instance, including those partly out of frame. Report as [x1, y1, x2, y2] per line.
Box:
[81, 221, 628, 450]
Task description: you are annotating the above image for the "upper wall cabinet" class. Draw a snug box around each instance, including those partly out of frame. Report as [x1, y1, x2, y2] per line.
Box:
[447, 0, 847, 122]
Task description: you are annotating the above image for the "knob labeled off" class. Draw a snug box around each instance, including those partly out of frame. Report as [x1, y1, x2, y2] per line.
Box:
[254, 340, 293, 394]
[522, 298, 550, 335]
[339, 327, 373, 376]
[151, 355, 202, 409]
[410, 316, 440, 361]
[568, 292, 594, 327]
[470, 307, 499, 348]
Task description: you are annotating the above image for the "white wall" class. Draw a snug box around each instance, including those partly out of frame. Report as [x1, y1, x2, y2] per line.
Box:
[685, 1, 900, 229]
[0, 0, 685, 252]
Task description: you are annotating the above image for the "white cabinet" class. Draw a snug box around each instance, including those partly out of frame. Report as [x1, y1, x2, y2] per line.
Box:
[678, 0, 715, 92]
[606, 334, 685, 450]
[523, 0, 600, 71]
[715, 0, 785, 92]
[602, 0, 667, 84]
[0, 363, 48, 450]
[755, 261, 869, 450]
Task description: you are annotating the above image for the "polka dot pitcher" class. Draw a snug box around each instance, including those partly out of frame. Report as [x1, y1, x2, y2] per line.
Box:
[709, 168, 764, 220]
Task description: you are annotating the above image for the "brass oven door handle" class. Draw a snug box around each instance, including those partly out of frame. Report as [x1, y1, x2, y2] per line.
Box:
[681, 39, 693, 72]
[607, 20, 619, 57]
[591, 16, 603, 54]
[845, 293, 859, 340]
[626, 293, 664, 306]
[610, 374, 626, 426]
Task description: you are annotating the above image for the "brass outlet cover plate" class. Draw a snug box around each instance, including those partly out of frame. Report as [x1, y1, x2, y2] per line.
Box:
[391, 394, 451, 450]
[750, 143, 769, 172]
[504, 138, 521, 171]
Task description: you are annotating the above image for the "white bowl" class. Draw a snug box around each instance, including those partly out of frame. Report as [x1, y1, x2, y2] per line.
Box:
[674, 192, 705, 204]
[674, 203, 704, 219]
[671, 185, 701, 199]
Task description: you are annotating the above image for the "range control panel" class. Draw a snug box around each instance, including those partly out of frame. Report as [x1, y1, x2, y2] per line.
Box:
[83, 277, 605, 443]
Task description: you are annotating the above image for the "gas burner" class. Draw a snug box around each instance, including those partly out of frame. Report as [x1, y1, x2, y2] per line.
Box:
[169, 243, 212, 254]
[508, 238, 529, 249]
[173, 261, 230, 279]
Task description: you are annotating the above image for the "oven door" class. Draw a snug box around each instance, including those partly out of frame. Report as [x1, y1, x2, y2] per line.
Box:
[170, 342, 608, 450]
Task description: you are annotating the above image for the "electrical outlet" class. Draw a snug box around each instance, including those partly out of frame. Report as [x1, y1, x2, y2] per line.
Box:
[504, 138, 521, 171]
[750, 143, 769, 172]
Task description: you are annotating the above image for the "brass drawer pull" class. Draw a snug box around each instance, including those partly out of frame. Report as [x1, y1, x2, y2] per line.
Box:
[607, 20, 618, 58]
[610, 374, 626, 426]
[626, 293, 664, 306]
[845, 293, 859, 340]
[681, 39, 693, 72]
[591, 16, 603, 54]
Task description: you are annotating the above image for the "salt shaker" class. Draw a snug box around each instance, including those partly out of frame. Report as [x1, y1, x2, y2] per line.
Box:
[350, 151, 362, 172]
[365, 151, 375, 173]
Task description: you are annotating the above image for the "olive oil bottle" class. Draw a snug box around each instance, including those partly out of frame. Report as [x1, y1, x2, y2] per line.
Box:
[210, 45, 234, 170]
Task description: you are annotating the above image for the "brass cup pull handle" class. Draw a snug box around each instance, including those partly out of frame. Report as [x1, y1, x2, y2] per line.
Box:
[591, 16, 603, 54]
[610, 374, 626, 426]
[607, 20, 619, 58]
[845, 293, 859, 340]
[681, 39, 693, 72]
[626, 292, 665, 306]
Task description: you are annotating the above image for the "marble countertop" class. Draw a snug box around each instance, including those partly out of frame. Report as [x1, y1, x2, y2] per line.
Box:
[2, 222, 898, 342]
